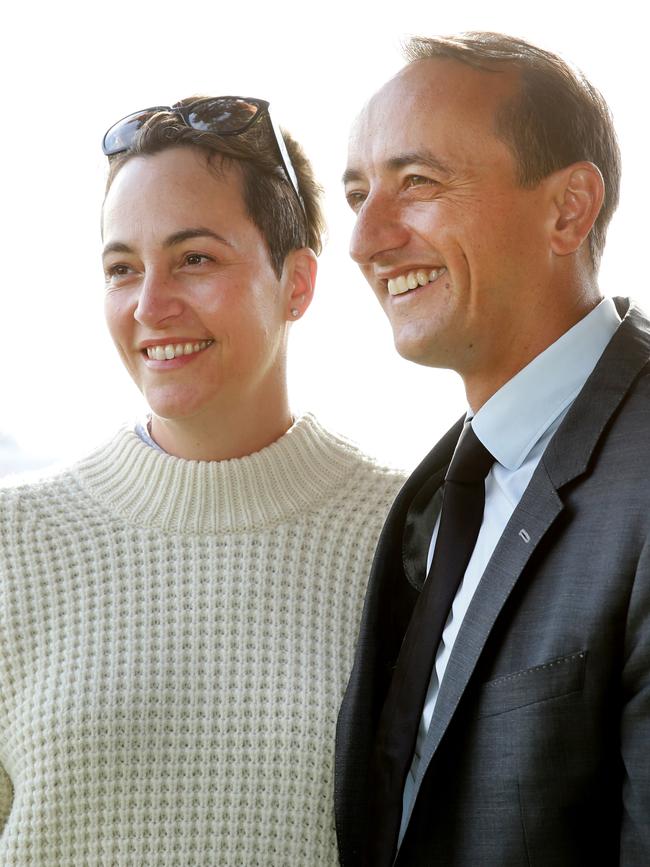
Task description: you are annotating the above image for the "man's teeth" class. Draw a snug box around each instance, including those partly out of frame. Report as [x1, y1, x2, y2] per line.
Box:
[387, 267, 447, 296]
[146, 339, 213, 360]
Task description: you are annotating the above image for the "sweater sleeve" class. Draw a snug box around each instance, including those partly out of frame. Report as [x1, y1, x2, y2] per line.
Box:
[0, 762, 12, 834]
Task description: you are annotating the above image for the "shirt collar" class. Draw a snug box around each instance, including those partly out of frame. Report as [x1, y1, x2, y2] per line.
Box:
[471, 297, 621, 471]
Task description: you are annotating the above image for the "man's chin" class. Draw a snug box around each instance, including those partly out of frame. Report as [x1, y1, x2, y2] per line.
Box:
[393, 334, 451, 370]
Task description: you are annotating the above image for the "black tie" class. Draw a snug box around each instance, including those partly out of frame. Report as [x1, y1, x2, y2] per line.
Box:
[366, 423, 495, 865]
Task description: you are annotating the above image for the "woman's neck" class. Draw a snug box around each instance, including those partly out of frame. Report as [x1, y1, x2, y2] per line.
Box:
[149, 396, 294, 462]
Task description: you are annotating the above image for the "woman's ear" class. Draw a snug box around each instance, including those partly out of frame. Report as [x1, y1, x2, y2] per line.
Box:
[548, 161, 605, 258]
[283, 248, 317, 320]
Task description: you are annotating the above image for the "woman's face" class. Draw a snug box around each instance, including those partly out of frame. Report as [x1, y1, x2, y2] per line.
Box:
[102, 146, 294, 425]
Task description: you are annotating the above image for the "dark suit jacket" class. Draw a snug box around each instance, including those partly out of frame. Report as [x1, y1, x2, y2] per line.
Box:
[335, 298, 650, 866]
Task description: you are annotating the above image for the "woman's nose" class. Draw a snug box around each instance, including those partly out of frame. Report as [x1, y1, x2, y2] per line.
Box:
[134, 270, 185, 327]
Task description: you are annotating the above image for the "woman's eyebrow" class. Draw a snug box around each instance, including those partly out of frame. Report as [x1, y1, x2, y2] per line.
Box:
[102, 240, 133, 258]
[102, 228, 234, 259]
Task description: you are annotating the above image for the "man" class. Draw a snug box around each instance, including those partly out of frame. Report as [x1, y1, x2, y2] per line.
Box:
[335, 32, 650, 866]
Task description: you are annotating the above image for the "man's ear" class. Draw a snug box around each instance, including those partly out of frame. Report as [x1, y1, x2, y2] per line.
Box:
[548, 161, 605, 257]
[282, 248, 317, 320]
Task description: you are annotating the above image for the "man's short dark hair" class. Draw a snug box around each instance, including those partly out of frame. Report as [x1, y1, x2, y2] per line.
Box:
[105, 97, 325, 278]
[404, 32, 621, 270]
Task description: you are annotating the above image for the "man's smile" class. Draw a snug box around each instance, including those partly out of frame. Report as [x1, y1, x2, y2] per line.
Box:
[386, 267, 448, 296]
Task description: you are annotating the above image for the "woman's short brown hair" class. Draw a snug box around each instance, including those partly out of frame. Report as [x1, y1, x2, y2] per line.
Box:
[105, 98, 325, 278]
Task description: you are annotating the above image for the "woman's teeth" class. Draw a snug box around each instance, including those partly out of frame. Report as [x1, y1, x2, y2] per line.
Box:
[146, 339, 213, 360]
[387, 267, 447, 296]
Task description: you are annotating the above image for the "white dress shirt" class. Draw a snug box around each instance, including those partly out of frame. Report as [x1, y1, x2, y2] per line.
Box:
[399, 296, 622, 843]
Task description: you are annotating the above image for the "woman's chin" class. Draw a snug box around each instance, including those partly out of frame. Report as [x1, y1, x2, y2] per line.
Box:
[143, 388, 211, 424]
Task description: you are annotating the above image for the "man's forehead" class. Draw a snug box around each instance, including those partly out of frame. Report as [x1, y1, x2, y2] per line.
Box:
[372, 59, 515, 119]
[347, 58, 518, 171]
[351, 66, 425, 137]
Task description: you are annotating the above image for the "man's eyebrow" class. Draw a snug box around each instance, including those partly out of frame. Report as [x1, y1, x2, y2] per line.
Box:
[342, 167, 365, 186]
[342, 151, 453, 186]
[342, 150, 453, 184]
[386, 151, 453, 176]
[163, 227, 233, 249]
[102, 228, 233, 259]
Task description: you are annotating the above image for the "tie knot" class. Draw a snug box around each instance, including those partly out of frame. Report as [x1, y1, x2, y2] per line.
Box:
[445, 423, 494, 484]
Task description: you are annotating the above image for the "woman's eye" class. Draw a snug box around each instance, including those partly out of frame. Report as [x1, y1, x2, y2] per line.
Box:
[105, 263, 132, 280]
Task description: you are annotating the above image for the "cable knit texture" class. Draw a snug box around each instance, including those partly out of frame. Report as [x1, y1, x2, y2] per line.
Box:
[0, 414, 404, 866]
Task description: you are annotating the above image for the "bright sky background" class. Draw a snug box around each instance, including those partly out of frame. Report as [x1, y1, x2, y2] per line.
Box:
[2, 0, 647, 473]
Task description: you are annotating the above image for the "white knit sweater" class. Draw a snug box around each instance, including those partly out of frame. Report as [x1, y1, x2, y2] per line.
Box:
[0, 415, 404, 866]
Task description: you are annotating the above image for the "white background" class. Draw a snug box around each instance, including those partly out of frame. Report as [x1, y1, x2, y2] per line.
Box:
[1, 0, 647, 472]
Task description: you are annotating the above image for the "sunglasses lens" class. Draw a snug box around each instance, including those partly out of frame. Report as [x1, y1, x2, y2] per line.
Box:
[102, 110, 156, 155]
[185, 97, 261, 134]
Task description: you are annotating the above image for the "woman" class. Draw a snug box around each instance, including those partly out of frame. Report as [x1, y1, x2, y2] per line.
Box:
[0, 96, 404, 865]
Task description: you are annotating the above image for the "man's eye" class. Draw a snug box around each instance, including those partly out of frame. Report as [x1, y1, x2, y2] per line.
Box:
[405, 175, 435, 187]
[345, 190, 367, 212]
[184, 253, 211, 266]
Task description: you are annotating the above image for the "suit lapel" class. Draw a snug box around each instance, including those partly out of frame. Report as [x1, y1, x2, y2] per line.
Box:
[407, 463, 563, 812]
[335, 417, 463, 862]
[368, 418, 464, 665]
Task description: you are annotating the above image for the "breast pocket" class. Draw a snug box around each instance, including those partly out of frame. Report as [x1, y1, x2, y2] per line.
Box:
[477, 650, 587, 718]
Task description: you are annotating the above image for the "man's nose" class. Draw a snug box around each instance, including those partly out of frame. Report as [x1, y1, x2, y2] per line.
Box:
[349, 194, 410, 265]
[134, 269, 184, 327]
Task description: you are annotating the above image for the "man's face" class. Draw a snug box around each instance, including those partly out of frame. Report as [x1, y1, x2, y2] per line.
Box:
[344, 59, 556, 380]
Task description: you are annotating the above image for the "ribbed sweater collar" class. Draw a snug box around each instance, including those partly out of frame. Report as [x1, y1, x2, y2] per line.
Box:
[73, 414, 364, 533]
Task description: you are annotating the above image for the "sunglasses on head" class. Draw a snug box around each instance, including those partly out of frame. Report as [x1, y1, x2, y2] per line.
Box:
[102, 95, 304, 211]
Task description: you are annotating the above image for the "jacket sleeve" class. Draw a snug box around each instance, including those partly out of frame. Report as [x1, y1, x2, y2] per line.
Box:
[620, 533, 650, 863]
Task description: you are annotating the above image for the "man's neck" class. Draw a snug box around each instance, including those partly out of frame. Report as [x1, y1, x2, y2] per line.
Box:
[464, 292, 603, 413]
